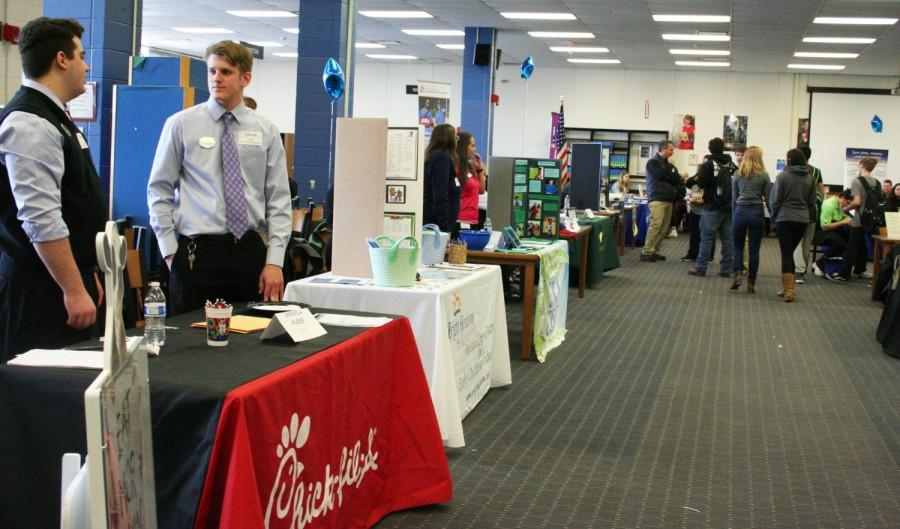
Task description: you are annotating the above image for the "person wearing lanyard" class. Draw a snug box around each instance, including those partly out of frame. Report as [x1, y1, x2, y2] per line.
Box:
[148, 40, 291, 314]
[0, 18, 106, 363]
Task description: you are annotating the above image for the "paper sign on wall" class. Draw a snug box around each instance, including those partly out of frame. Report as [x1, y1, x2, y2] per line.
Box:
[261, 308, 327, 342]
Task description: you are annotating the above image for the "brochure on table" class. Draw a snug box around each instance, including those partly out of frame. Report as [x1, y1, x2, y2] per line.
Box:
[383, 126, 425, 246]
[512, 158, 561, 239]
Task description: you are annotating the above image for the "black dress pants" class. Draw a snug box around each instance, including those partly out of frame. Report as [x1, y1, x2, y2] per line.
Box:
[840, 227, 868, 278]
[169, 232, 267, 315]
[0, 254, 99, 363]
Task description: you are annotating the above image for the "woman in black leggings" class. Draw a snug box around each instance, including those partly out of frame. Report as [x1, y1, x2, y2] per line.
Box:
[768, 149, 817, 302]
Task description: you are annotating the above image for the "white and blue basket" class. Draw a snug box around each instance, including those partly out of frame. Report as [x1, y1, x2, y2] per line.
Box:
[368, 236, 420, 288]
[420, 224, 449, 265]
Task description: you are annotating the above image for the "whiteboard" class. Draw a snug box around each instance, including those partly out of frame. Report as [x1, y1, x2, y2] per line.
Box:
[809, 92, 899, 187]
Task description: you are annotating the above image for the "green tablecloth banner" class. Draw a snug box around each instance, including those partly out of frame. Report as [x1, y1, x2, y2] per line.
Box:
[567, 216, 621, 287]
[533, 241, 569, 362]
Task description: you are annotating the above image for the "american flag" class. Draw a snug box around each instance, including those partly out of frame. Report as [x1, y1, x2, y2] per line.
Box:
[555, 101, 570, 191]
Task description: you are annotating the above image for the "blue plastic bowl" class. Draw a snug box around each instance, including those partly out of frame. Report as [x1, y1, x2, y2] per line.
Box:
[459, 230, 490, 251]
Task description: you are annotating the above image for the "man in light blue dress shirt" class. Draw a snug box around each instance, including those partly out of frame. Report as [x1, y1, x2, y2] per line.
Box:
[148, 40, 291, 314]
[0, 18, 106, 362]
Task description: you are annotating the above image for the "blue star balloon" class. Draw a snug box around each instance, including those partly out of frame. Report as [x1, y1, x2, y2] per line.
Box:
[520, 56, 535, 80]
[871, 114, 883, 133]
[323, 58, 345, 101]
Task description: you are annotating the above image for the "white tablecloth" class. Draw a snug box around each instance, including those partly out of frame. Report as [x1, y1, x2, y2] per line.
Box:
[285, 266, 512, 447]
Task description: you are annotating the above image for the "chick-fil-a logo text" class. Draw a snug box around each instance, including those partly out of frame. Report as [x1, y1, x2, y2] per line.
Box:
[265, 413, 379, 529]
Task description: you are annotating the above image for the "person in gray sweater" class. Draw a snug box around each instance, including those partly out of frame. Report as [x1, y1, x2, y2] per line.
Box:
[769, 148, 817, 301]
[730, 146, 771, 293]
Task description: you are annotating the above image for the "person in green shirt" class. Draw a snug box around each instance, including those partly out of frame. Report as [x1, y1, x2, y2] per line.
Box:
[813, 189, 852, 275]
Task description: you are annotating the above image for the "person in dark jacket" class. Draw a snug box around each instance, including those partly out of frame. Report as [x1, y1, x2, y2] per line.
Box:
[641, 140, 681, 262]
[769, 148, 817, 302]
[422, 123, 459, 234]
[689, 138, 737, 277]
[0, 18, 105, 362]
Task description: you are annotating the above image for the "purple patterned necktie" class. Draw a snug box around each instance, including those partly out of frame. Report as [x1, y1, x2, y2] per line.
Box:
[221, 112, 250, 238]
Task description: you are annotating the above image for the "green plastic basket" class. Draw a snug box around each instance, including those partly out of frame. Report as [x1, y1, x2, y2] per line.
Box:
[368, 236, 420, 287]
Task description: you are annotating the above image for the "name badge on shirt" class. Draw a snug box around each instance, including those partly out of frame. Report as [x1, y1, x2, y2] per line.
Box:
[199, 136, 216, 149]
[76, 133, 89, 150]
[238, 131, 263, 146]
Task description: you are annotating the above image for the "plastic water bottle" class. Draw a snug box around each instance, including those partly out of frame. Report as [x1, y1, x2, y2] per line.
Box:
[143, 281, 167, 348]
[563, 194, 571, 214]
[484, 217, 493, 232]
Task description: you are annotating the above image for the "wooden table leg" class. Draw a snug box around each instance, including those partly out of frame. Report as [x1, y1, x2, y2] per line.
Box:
[872, 241, 885, 300]
[521, 263, 535, 360]
[577, 232, 588, 298]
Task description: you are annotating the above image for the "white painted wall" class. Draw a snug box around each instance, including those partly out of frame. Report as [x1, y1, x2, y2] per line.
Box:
[249, 59, 898, 178]
[0, 0, 44, 103]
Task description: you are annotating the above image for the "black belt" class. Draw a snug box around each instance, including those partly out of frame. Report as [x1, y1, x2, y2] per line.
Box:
[187, 232, 259, 244]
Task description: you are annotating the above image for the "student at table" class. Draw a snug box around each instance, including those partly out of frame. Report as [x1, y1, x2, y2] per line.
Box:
[148, 40, 291, 314]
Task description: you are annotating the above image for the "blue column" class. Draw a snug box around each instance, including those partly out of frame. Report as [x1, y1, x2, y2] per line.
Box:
[44, 0, 141, 194]
[460, 27, 496, 161]
[294, 0, 355, 204]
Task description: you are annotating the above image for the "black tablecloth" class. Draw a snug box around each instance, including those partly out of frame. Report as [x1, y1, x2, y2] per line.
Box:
[0, 307, 388, 529]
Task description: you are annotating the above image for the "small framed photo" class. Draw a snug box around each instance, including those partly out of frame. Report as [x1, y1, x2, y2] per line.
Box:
[386, 184, 406, 204]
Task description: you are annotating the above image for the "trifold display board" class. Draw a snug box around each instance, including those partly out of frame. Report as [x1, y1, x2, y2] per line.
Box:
[332, 118, 389, 278]
[809, 92, 899, 187]
[511, 158, 561, 239]
[570, 142, 612, 211]
[383, 126, 425, 244]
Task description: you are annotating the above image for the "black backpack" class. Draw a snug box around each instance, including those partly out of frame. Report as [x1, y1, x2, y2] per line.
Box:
[709, 159, 736, 209]
[857, 176, 886, 234]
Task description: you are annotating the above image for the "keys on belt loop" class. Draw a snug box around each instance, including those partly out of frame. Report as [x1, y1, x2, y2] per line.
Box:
[187, 240, 197, 271]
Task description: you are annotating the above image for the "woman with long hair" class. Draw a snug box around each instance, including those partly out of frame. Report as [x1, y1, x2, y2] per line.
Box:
[730, 146, 771, 293]
[455, 131, 486, 229]
[769, 148, 817, 302]
[423, 124, 460, 233]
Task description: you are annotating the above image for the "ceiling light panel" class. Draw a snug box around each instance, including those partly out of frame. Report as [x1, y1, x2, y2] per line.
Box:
[247, 41, 283, 47]
[662, 34, 730, 41]
[272, 52, 299, 58]
[529, 31, 595, 39]
[550, 46, 609, 53]
[675, 61, 730, 67]
[283, 28, 300, 34]
[813, 17, 897, 25]
[787, 63, 846, 70]
[567, 58, 621, 64]
[653, 15, 731, 23]
[355, 43, 386, 49]
[802, 37, 876, 44]
[436, 44, 465, 50]
[402, 29, 465, 36]
[669, 49, 730, 56]
[358, 10, 432, 18]
[501, 13, 577, 21]
[793, 51, 859, 59]
[226, 10, 297, 18]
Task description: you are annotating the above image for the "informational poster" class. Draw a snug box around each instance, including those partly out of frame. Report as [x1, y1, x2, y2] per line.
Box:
[386, 128, 419, 181]
[723, 114, 748, 151]
[844, 148, 889, 186]
[383, 212, 416, 239]
[511, 158, 561, 239]
[68, 82, 97, 121]
[673, 113, 695, 150]
[417, 80, 451, 143]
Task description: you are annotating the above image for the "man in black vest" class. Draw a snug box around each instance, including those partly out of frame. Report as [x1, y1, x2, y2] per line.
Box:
[0, 18, 106, 363]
